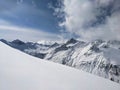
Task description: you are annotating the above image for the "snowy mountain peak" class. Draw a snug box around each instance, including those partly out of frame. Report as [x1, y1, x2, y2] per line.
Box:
[66, 38, 78, 44]
[12, 39, 25, 45]
[0, 39, 7, 43]
[50, 42, 60, 48]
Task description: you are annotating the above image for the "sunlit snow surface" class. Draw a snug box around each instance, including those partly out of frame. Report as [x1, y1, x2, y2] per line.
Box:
[0, 41, 120, 90]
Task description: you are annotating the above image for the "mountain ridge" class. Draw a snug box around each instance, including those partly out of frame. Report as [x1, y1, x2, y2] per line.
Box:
[1, 41, 120, 90]
[1, 38, 120, 83]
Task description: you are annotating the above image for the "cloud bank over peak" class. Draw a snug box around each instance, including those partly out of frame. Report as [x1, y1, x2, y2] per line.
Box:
[57, 0, 120, 41]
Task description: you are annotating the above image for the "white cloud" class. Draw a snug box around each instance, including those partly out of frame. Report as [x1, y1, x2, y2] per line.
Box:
[57, 0, 120, 41]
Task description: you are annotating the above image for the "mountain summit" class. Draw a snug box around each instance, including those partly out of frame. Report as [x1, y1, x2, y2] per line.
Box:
[66, 38, 78, 44]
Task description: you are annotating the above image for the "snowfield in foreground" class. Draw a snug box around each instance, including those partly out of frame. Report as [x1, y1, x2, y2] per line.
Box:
[0, 41, 120, 90]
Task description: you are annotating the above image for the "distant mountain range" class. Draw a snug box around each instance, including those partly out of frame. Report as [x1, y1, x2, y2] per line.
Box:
[1, 38, 120, 83]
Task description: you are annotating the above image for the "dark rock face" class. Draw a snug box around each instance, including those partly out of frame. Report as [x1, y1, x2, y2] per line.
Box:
[90, 44, 100, 52]
[50, 42, 59, 48]
[55, 44, 68, 53]
[29, 52, 46, 59]
[66, 38, 78, 44]
[12, 39, 25, 45]
[53, 38, 78, 53]
[0, 39, 7, 43]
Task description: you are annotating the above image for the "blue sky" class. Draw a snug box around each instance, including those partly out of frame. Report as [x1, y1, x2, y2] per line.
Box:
[0, 0, 61, 41]
[0, 0, 120, 41]
[0, 0, 60, 32]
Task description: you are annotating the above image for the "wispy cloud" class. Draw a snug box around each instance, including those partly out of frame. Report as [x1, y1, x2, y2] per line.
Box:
[0, 0, 61, 42]
[0, 0, 57, 33]
[56, 0, 120, 41]
[0, 20, 60, 42]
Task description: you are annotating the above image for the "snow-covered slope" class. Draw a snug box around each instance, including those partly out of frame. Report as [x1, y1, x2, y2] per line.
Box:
[0, 41, 120, 90]
[44, 39, 120, 83]
[1, 38, 120, 83]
